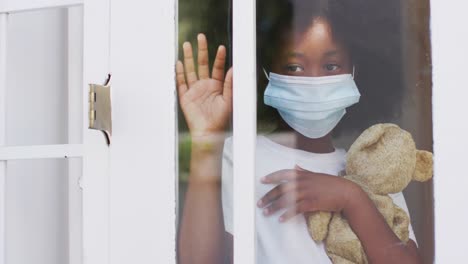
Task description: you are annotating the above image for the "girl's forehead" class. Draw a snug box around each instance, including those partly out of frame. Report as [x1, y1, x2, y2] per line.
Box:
[289, 17, 334, 43]
[284, 18, 344, 52]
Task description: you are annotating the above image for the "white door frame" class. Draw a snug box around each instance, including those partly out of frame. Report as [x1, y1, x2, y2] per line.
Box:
[0, 0, 82, 13]
[0, 1, 111, 264]
[431, 0, 468, 262]
[67, 6, 84, 264]
[107, 0, 177, 263]
[0, 11, 7, 264]
[2, 0, 467, 263]
[82, 0, 111, 263]
[232, 0, 256, 263]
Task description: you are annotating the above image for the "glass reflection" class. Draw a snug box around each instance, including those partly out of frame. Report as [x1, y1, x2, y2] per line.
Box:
[177, 0, 232, 263]
[255, 0, 433, 263]
[176, 0, 433, 263]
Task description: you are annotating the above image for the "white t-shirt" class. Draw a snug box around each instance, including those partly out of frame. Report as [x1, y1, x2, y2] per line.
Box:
[221, 135, 416, 264]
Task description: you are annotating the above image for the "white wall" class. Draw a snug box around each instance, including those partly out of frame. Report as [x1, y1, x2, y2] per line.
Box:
[5, 8, 70, 264]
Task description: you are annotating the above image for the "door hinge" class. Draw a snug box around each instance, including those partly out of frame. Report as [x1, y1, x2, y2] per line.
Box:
[89, 74, 112, 145]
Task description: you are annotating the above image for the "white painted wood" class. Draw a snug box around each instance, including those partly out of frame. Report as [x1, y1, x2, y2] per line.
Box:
[431, 0, 468, 262]
[0, 3, 106, 264]
[67, 6, 83, 264]
[0, 145, 83, 160]
[82, 0, 111, 263]
[5, 10, 70, 264]
[67, 6, 83, 146]
[0, 13, 7, 264]
[0, 0, 82, 14]
[233, 0, 257, 263]
[108, 0, 176, 263]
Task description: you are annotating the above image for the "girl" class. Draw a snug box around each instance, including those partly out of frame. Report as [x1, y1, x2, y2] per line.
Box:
[177, 0, 423, 263]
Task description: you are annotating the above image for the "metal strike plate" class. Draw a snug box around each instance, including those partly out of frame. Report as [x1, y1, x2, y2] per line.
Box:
[89, 76, 112, 145]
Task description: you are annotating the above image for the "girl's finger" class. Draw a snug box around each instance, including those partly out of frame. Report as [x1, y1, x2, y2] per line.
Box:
[176, 61, 188, 96]
[279, 200, 314, 222]
[263, 190, 305, 216]
[197, 34, 210, 79]
[223, 67, 233, 103]
[257, 181, 299, 208]
[261, 169, 303, 184]
[183, 42, 198, 85]
[212, 45, 227, 81]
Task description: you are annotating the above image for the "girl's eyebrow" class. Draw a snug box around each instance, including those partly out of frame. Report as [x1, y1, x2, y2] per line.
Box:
[324, 50, 340, 57]
[287, 51, 306, 58]
[287, 50, 341, 58]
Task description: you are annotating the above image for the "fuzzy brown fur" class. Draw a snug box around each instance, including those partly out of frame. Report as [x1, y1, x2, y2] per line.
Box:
[307, 123, 433, 264]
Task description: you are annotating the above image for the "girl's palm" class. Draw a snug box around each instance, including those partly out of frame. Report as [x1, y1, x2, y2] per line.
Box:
[176, 34, 233, 138]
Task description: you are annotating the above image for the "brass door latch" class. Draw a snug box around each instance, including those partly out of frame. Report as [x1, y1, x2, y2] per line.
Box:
[89, 74, 112, 145]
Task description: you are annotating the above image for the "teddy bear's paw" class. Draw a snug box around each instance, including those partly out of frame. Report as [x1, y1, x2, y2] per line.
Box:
[393, 205, 410, 242]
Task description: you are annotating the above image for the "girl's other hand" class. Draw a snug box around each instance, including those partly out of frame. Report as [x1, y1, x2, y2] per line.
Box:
[257, 165, 362, 222]
[176, 33, 233, 139]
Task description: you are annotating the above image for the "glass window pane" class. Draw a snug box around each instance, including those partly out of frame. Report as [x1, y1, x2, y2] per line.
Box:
[6, 7, 83, 146]
[5, 157, 82, 264]
[256, 0, 433, 263]
[176, 0, 433, 263]
[176, 0, 233, 263]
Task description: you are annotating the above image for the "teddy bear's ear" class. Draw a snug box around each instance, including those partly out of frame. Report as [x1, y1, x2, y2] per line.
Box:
[412, 150, 433, 182]
[349, 124, 394, 152]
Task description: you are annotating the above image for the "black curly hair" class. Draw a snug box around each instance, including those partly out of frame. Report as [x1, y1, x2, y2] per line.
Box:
[256, 0, 405, 136]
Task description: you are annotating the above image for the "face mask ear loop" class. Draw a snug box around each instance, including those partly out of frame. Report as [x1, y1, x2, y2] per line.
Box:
[352, 66, 356, 79]
[263, 67, 270, 81]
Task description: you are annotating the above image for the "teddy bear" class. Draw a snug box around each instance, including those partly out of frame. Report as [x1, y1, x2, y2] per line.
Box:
[307, 123, 433, 264]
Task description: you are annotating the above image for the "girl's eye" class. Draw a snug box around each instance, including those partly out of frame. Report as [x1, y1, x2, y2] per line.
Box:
[324, 64, 340, 72]
[285, 64, 305, 73]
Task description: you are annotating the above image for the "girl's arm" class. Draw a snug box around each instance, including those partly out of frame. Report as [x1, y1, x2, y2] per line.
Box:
[176, 33, 233, 264]
[258, 168, 423, 264]
[178, 136, 228, 264]
[344, 186, 422, 264]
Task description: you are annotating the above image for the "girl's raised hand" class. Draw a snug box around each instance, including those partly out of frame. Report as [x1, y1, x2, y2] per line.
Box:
[176, 33, 233, 139]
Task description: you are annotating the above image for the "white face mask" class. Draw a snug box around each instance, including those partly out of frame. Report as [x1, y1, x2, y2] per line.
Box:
[263, 72, 361, 138]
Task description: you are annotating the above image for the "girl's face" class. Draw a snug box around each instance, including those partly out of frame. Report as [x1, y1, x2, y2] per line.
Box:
[272, 17, 352, 77]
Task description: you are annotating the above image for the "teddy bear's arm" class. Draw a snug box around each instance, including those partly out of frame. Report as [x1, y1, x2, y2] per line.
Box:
[392, 204, 410, 243]
[306, 211, 332, 241]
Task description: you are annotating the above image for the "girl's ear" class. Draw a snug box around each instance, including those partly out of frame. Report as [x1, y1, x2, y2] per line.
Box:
[412, 150, 433, 182]
[349, 123, 396, 153]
